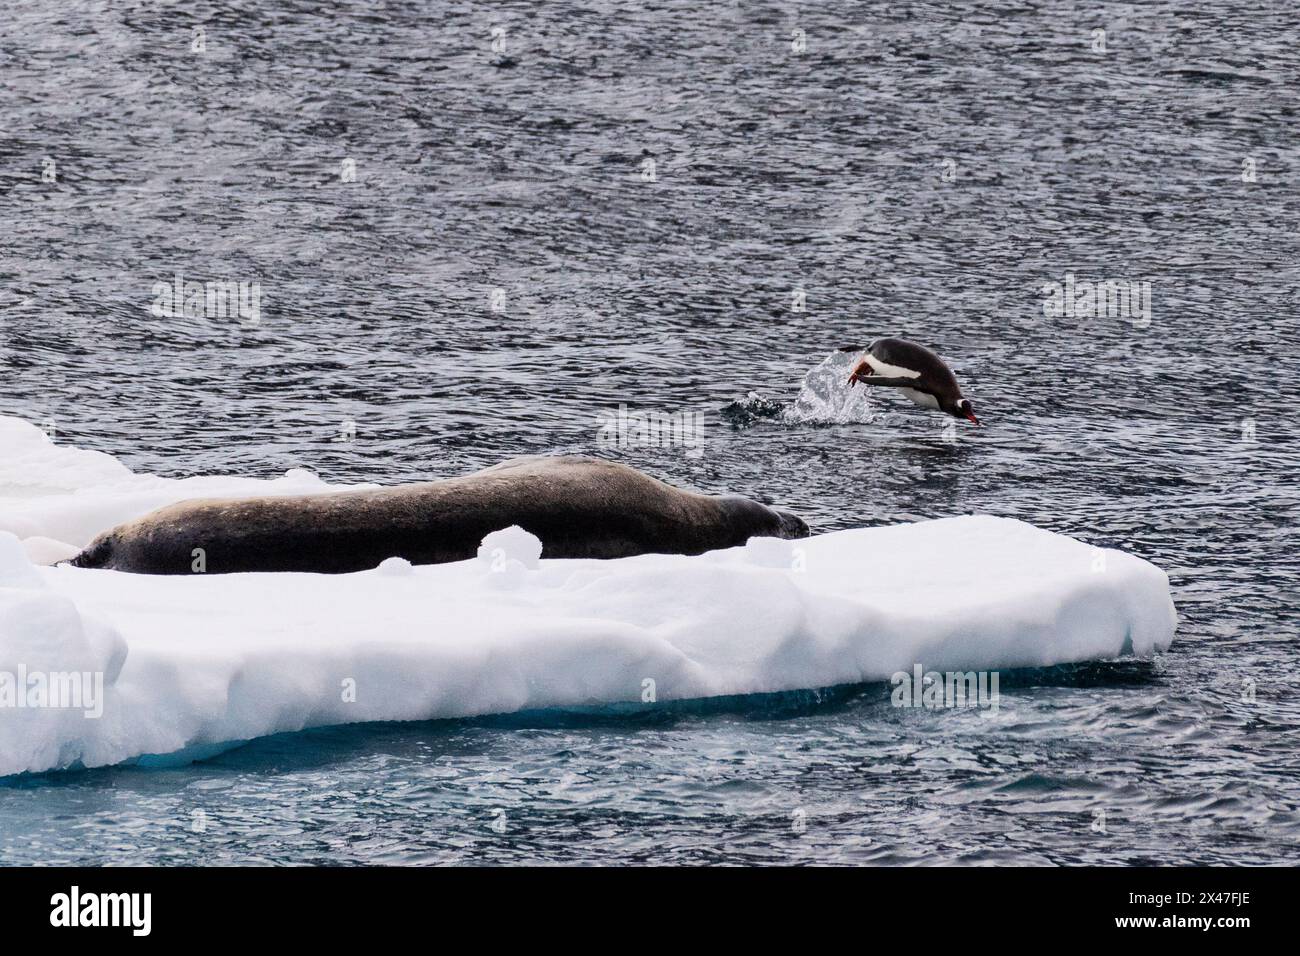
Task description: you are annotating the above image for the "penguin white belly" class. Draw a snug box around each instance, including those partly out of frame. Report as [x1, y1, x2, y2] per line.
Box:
[900, 388, 940, 410]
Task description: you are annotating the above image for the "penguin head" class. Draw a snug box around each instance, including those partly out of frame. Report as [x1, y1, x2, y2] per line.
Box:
[951, 398, 979, 425]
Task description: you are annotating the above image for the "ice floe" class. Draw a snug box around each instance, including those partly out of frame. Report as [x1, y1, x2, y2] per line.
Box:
[0, 416, 1177, 775]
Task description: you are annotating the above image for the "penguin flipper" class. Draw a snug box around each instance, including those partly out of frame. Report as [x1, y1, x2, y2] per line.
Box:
[851, 375, 923, 388]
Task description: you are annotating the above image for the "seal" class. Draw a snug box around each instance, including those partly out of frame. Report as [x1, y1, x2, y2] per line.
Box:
[66, 455, 810, 575]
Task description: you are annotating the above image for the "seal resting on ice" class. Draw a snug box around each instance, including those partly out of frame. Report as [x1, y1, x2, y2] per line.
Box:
[66, 455, 810, 574]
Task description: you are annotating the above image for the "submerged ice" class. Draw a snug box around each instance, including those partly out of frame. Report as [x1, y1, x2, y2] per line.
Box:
[0, 416, 1177, 775]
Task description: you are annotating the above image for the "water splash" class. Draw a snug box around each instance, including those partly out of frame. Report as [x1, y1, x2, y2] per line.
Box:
[784, 349, 882, 424]
[723, 350, 896, 427]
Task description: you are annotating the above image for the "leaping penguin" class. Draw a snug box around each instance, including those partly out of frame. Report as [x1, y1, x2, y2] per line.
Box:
[841, 338, 979, 425]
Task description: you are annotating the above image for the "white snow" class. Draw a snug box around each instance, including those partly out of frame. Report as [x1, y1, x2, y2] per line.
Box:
[477, 524, 544, 570]
[376, 556, 414, 577]
[0, 415, 1177, 776]
[0, 416, 345, 557]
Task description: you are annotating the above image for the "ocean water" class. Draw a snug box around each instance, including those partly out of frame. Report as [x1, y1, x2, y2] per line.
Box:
[1, 0, 1298, 865]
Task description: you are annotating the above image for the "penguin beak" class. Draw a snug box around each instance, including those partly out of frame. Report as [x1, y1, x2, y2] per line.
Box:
[965, 410, 980, 426]
[847, 360, 869, 387]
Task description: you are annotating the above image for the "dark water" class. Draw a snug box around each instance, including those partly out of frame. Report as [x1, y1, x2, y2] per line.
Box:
[1, 1, 1298, 864]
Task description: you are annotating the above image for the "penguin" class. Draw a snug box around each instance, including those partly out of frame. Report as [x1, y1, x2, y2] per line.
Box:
[841, 338, 979, 425]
